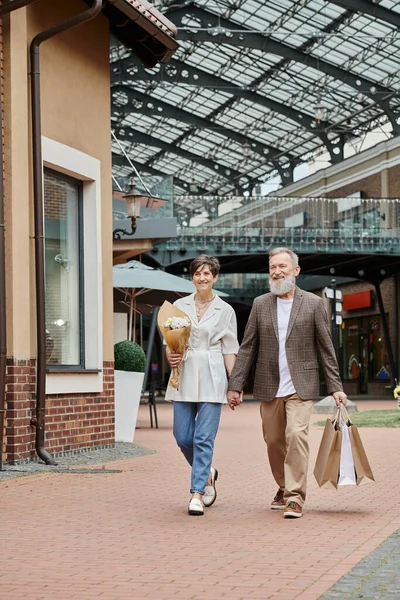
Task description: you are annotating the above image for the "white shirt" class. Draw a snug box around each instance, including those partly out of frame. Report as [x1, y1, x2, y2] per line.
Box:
[165, 294, 239, 403]
[276, 297, 296, 397]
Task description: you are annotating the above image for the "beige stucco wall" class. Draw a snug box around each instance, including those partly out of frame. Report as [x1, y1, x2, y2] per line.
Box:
[3, 8, 32, 359]
[4, 0, 114, 361]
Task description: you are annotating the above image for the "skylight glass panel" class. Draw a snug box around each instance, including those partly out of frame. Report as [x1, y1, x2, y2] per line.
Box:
[111, 0, 400, 196]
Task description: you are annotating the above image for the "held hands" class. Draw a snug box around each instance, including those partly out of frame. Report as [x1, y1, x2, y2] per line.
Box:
[227, 390, 243, 411]
[332, 391, 347, 407]
[168, 353, 183, 368]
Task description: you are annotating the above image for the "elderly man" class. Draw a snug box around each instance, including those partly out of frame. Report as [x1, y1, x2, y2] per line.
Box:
[228, 247, 346, 518]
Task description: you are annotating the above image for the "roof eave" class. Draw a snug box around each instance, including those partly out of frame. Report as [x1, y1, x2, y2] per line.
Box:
[100, 0, 180, 66]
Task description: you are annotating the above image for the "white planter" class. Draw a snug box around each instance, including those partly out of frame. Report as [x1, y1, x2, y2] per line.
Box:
[114, 370, 145, 442]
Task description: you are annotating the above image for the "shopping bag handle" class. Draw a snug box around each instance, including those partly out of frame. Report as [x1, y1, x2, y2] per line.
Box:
[330, 407, 341, 428]
[339, 403, 352, 425]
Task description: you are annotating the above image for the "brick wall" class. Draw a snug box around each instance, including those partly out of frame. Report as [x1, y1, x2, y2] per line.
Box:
[325, 172, 382, 198]
[44, 173, 67, 220]
[324, 164, 400, 199]
[340, 278, 393, 323]
[389, 165, 400, 196]
[5, 360, 115, 463]
[5, 359, 36, 459]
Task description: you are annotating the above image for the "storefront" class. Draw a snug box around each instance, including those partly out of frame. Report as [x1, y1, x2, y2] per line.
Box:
[340, 314, 390, 395]
[333, 279, 398, 396]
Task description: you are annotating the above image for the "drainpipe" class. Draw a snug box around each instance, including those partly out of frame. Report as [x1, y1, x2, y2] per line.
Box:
[29, 0, 102, 464]
[0, 0, 42, 470]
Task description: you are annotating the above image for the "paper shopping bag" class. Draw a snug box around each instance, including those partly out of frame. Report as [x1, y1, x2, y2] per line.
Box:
[339, 404, 375, 486]
[338, 417, 357, 486]
[313, 409, 342, 489]
[348, 424, 375, 486]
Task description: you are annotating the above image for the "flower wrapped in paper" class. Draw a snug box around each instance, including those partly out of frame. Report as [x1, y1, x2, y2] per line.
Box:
[158, 300, 192, 389]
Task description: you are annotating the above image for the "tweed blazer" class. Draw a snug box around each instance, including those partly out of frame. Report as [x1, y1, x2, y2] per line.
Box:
[229, 286, 343, 402]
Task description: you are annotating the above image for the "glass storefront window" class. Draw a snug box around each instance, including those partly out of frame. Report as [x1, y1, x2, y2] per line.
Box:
[44, 169, 83, 367]
[367, 315, 390, 381]
[342, 318, 360, 380]
[341, 314, 390, 382]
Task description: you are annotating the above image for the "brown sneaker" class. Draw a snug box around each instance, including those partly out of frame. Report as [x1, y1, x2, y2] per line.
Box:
[284, 501, 302, 518]
[271, 489, 285, 510]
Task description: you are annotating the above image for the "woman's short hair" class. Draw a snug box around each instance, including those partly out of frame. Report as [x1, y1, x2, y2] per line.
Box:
[189, 255, 220, 277]
[269, 247, 299, 268]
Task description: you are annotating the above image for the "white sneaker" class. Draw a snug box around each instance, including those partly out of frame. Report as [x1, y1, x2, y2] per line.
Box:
[188, 497, 204, 516]
[203, 467, 218, 508]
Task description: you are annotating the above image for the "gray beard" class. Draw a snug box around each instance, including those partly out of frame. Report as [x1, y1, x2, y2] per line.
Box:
[269, 273, 296, 296]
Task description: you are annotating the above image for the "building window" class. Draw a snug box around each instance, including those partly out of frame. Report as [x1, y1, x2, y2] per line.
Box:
[43, 136, 103, 394]
[336, 207, 379, 238]
[44, 169, 84, 368]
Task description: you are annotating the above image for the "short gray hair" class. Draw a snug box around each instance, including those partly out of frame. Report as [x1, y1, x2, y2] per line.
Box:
[269, 247, 299, 268]
[189, 254, 220, 277]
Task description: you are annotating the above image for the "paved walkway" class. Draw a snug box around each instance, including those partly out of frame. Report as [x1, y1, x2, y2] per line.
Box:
[1, 399, 399, 600]
[321, 528, 400, 599]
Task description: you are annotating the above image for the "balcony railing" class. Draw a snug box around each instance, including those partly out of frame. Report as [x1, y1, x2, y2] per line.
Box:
[169, 196, 400, 255]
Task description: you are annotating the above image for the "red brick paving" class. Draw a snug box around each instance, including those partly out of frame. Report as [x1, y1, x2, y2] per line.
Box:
[0, 399, 399, 599]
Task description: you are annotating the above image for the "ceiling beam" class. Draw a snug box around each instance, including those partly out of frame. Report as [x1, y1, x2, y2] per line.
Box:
[111, 57, 347, 163]
[113, 126, 247, 182]
[328, 0, 400, 28]
[112, 85, 300, 165]
[111, 57, 332, 132]
[165, 5, 399, 132]
[112, 152, 208, 195]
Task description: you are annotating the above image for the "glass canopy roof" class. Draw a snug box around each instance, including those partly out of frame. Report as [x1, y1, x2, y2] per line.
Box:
[110, 0, 400, 198]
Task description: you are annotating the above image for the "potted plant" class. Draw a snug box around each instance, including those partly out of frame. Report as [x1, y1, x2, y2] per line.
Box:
[114, 340, 146, 442]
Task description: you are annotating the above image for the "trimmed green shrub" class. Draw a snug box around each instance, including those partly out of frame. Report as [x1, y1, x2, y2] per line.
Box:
[114, 340, 146, 373]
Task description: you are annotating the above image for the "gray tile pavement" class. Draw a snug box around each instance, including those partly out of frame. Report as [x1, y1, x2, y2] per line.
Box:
[0, 442, 154, 481]
[321, 529, 400, 599]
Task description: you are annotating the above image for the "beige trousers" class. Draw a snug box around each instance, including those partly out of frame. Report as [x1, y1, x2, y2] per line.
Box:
[260, 393, 313, 507]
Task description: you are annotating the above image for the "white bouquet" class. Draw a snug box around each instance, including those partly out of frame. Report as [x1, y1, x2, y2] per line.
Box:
[163, 316, 191, 330]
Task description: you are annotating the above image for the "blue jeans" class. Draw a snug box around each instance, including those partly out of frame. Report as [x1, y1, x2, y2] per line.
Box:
[173, 401, 222, 495]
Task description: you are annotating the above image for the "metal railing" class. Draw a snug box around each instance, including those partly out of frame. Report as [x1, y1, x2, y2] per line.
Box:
[169, 196, 400, 255]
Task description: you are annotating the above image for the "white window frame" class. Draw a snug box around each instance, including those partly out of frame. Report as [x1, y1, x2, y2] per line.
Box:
[43, 137, 103, 394]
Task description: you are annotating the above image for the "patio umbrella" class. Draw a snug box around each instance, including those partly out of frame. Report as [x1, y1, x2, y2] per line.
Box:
[113, 261, 227, 342]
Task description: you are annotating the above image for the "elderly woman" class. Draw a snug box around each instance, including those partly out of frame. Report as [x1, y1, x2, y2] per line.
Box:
[166, 255, 239, 516]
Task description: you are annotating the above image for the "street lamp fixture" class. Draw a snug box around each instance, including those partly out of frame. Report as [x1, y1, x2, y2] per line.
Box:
[242, 139, 251, 159]
[314, 103, 327, 124]
[189, 178, 199, 194]
[112, 179, 164, 240]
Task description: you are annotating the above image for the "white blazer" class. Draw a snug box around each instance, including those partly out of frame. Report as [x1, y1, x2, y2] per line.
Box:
[165, 293, 239, 403]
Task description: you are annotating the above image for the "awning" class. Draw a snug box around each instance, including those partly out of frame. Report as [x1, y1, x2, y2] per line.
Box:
[113, 260, 227, 296]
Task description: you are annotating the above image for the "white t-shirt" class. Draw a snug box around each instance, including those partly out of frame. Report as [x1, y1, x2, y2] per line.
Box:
[276, 297, 296, 397]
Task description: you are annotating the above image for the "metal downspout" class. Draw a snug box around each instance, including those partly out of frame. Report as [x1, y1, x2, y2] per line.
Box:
[29, 0, 102, 464]
[0, 0, 42, 469]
